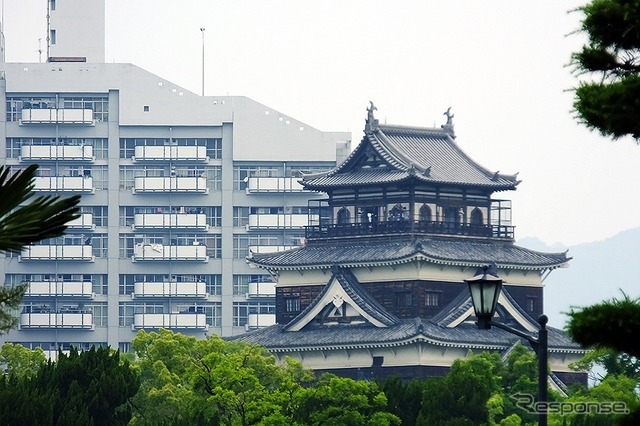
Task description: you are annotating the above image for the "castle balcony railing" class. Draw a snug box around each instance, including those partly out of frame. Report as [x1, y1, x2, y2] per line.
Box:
[132, 312, 208, 330]
[245, 177, 307, 193]
[133, 145, 208, 162]
[19, 245, 94, 261]
[133, 176, 208, 194]
[34, 176, 94, 193]
[20, 309, 94, 330]
[67, 213, 95, 230]
[246, 313, 276, 330]
[132, 213, 208, 230]
[20, 108, 94, 125]
[247, 214, 315, 230]
[20, 144, 95, 161]
[247, 281, 276, 298]
[24, 281, 94, 298]
[132, 244, 208, 262]
[132, 281, 207, 298]
[305, 220, 514, 240]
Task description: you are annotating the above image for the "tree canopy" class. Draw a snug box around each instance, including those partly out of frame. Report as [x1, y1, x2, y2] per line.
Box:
[571, 0, 640, 140]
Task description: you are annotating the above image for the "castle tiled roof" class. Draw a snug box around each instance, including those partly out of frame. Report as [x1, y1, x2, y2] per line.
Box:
[249, 237, 570, 271]
[302, 124, 519, 191]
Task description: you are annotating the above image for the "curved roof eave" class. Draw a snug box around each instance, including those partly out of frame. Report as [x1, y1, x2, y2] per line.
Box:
[248, 252, 569, 272]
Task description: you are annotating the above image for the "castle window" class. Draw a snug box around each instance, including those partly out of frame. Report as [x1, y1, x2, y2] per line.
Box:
[419, 204, 432, 222]
[470, 207, 483, 226]
[285, 297, 301, 313]
[396, 292, 413, 308]
[337, 207, 350, 225]
[425, 291, 440, 307]
[526, 297, 537, 313]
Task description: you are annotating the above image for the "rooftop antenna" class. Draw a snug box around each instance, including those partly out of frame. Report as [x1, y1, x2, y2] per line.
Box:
[0, 0, 5, 63]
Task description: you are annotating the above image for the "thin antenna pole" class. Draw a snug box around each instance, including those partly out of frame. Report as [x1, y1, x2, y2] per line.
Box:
[200, 27, 205, 96]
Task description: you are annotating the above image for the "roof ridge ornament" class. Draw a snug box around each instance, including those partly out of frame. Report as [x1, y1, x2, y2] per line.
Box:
[365, 101, 379, 133]
[441, 107, 456, 139]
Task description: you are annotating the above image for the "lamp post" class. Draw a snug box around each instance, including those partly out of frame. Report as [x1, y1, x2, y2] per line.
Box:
[200, 27, 205, 96]
[465, 264, 548, 426]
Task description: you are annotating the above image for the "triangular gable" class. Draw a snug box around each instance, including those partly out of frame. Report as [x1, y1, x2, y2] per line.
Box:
[284, 266, 398, 332]
[441, 289, 539, 333]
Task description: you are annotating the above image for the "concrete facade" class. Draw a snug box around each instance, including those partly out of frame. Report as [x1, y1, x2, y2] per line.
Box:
[0, 61, 350, 355]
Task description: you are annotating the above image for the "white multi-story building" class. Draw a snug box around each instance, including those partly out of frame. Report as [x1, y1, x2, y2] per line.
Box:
[0, 1, 350, 354]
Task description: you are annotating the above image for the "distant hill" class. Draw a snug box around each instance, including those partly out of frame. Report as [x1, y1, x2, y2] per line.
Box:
[517, 227, 640, 329]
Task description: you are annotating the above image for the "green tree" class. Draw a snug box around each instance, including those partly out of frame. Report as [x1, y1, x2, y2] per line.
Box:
[0, 342, 47, 379]
[567, 293, 640, 359]
[0, 346, 139, 425]
[570, 0, 640, 140]
[295, 373, 400, 426]
[0, 164, 80, 333]
[130, 328, 399, 426]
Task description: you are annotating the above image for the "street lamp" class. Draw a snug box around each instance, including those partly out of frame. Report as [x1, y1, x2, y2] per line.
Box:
[200, 27, 205, 96]
[465, 264, 549, 426]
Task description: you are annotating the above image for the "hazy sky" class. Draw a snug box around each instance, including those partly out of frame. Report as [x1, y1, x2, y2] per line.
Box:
[4, 0, 640, 247]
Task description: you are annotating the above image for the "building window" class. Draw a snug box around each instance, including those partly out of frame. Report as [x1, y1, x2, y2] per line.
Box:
[337, 207, 350, 225]
[419, 204, 432, 222]
[425, 291, 440, 307]
[50, 29, 56, 45]
[233, 235, 278, 259]
[285, 297, 301, 313]
[143, 105, 149, 112]
[526, 297, 537, 313]
[470, 207, 483, 226]
[396, 292, 413, 308]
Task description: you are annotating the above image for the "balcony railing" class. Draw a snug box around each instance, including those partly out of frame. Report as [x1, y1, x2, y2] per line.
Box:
[245, 177, 306, 193]
[133, 312, 208, 330]
[247, 214, 315, 230]
[67, 213, 95, 230]
[133, 176, 208, 193]
[133, 145, 208, 162]
[20, 310, 94, 329]
[25, 281, 94, 297]
[133, 281, 207, 298]
[305, 220, 515, 240]
[20, 245, 94, 261]
[246, 313, 276, 330]
[247, 281, 276, 298]
[21, 108, 94, 124]
[34, 176, 94, 193]
[20, 145, 95, 161]
[248, 245, 297, 254]
[132, 213, 208, 230]
[132, 244, 208, 262]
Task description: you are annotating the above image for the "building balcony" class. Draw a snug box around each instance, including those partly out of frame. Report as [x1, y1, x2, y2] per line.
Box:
[132, 213, 208, 230]
[133, 145, 208, 162]
[34, 176, 94, 193]
[133, 176, 208, 194]
[247, 281, 276, 298]
[20, 310, 94, 329]
[246, 313, 276, 330]
[245, 177, 307, 193]
[247, 214, 314, 230]
[67, 213, 95, 230]
[132, 312, 208, 330]
[305, 220, 515, 240]
[19, 245, 94, 262]
[132, 244, 208, 262]
[248, 245, 298, 254]
[20, 145, 95, 161]
[20, 108, 94, 125]
[24, 281, 94, 298]
[133, 281, 207, 298]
